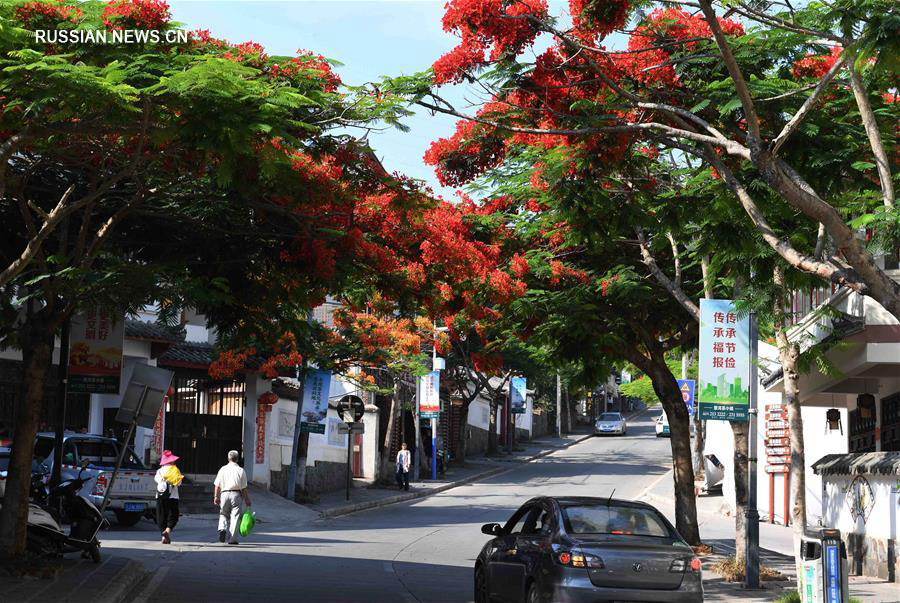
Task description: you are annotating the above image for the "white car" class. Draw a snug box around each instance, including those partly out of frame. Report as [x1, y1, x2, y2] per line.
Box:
[594, 412, 627, 436]
[655, 412, 671, 437]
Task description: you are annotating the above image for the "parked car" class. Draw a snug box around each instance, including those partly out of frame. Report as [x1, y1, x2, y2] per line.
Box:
[594, 412, 627, 436]
[475, 496, 703, 603]
[655, 412, 670, 437]
[32, 433, 156, 526]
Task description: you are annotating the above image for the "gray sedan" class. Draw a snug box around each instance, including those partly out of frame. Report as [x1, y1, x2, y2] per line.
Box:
[594, 412, 627, 436]
[475, 496, 703, 603]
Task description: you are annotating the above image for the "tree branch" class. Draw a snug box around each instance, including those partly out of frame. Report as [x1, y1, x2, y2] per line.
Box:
[847, 57, 894, 208]
[636, 228, 701, 321]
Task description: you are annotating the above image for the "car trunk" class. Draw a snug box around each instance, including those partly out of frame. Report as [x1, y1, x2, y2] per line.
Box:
[577, 538, 687, 590]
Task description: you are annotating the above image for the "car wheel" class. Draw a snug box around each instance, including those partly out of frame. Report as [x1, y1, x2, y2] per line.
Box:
[474, 564, 491, 603]
[526, 580, 540, 603]
[114, 510, 142, 527]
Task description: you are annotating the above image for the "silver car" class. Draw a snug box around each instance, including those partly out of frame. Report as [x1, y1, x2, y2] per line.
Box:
[475, 496, 703, 602]
[594, 412, 627, 436]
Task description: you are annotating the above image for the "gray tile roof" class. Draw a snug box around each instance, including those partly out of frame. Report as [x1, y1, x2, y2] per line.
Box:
[158, 341, 216, 368]
[812, 452, 900, 477]
[124, 319, 185, 343]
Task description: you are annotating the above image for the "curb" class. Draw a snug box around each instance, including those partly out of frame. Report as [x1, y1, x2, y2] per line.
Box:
[319, 404, 649, 519]
[97, 558, 147, 603]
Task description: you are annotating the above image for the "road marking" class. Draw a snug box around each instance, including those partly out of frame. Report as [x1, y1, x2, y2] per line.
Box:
[635, 468, 673, 502]
[131, 563, 172, 603]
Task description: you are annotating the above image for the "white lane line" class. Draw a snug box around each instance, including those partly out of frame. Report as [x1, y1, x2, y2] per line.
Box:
[635, 468, 673, 502]
[131, 564, 172, 603]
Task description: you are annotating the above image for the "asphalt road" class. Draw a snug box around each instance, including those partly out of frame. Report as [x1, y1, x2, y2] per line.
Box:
[109, 411, 674, 603]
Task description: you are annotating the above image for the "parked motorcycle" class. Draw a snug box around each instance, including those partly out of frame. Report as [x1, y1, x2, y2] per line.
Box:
[1, 461, 107, 562]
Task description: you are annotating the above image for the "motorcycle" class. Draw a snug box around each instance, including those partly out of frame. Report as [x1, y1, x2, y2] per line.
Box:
[6, 461, 108, 562]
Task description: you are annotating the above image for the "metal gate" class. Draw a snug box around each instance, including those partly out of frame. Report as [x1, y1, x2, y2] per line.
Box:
[164, 373, 244, 474]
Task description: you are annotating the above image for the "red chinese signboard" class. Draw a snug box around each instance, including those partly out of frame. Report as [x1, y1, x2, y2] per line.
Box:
[765, 403, 791, 474]
[68, 308, 125, 394]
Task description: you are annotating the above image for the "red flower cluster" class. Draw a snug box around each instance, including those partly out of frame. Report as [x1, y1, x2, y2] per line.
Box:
[15, 0, 82, 28]
[433, 0, 548, 84]
[471, 351, 503, 374]
[549, 260, 590, 285]
[269, 51, 342, 93]
[600, 273, 620, 296]
[791, 46, 842, 79]
[224, 41, 268, 68]
[209, 347, 255, 379]
[189, 29, 226, 50]
[510, 253, 530, 277]
[615, 8, 744, 87]
[101, 0, 170, 30]
[424, 120, 507, 187]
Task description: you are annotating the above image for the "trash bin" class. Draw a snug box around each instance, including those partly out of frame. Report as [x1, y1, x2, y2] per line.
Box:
[799, 528, 849, 603]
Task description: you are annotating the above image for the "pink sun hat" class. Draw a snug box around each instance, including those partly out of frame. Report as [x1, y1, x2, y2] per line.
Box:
[160, 450, 180, 466]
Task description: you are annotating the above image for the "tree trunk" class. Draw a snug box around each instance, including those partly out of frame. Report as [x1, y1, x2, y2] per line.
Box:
[774, 265, 807, 583]
[731, 420, 749, 563]
[644, 352, 701, 545]
[457, 402, 470, 466]
[487, 395, 498, 455]
[380, 380, 401, 482]
[0, 317, 54, 559]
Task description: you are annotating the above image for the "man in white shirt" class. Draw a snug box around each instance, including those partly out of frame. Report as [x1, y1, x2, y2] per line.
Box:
[213, 450, 251, 544]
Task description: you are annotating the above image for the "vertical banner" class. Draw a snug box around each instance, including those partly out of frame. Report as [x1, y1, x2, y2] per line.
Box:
[300, 369, 331, 434]
[68, 308, 124, 393]
[677, 379, 696, 417]
[419, 370, 440, 418]
[510, 376, 527, 414]
[698, 299, 750, 421]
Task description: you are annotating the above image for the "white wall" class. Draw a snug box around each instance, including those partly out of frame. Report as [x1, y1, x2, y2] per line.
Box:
[802, 406, 849, 524]
[821, 474, 899, 542]
[467, 397, 502, 434]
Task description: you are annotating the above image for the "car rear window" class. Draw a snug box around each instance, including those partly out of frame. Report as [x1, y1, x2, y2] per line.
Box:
[561, 505, 671, 538]
[76, 440, 144, 469]
[599, 414, 621, 421]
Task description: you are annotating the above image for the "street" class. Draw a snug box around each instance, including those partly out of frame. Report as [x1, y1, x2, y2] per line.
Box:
[108, 411, 672, 603]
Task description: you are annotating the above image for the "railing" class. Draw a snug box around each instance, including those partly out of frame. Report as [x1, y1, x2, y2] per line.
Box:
[788, 284, 841, 326]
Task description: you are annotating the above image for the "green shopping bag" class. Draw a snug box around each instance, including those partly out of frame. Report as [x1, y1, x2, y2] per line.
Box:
[239, 507, 256, 537]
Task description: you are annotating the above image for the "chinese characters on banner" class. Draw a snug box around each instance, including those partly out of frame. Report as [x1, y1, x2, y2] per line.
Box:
[299, 370, 331, 434]
[256, 392, 277, 464]
[68, 309, 125, 393]
[698, 299, 750, 421]
[764, 404, 791, 473]
[510, 377, 527, 414]
[419, 371, 440, 418]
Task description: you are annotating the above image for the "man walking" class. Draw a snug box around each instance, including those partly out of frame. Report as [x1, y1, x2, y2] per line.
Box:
[213, 450, 252, 544]
[395, 442, 411, 491]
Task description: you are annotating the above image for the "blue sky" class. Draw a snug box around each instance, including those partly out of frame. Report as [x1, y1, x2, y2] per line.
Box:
[169, 1, 475, 198]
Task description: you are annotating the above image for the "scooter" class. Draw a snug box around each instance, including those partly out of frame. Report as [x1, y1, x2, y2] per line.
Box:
[21, 461, 107, 562]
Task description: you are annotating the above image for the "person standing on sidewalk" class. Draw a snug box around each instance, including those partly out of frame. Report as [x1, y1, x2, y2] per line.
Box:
[213, 450, 252, 544]
[395, 442, 411, 491]
[154, 450, 183, 544]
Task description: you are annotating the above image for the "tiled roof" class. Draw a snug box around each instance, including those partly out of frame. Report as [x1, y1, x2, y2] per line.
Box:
[812, 452, 900, 477]
[124, 319, 185, 343]
[158, 341, 216, 368]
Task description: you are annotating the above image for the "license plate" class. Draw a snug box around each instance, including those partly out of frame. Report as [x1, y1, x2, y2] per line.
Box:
[663, 427, 670, 433]
[124, 502, 146, 512]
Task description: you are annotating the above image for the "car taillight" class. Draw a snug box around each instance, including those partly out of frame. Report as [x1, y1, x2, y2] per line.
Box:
[555, 550, 604, 569]
[670, 557, 702, 573]
[92, 473, 107, 496]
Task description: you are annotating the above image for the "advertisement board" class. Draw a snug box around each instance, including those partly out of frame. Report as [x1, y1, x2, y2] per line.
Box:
[68, 308, 125, 393]
[419, 370, 440, 418]
[510, 376, 527, 414]
[299, 369, 331, 434]
[698, 299, 750, 421]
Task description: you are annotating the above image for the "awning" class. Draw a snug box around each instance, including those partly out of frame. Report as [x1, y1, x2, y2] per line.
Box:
[812, 452, 900, 476]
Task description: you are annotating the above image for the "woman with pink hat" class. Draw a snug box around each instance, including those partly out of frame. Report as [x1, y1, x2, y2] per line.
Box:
[155, 450, 183, 544]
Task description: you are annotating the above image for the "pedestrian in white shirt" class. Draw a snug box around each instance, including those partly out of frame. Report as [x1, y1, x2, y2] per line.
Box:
[213, 450, 251, 544]
[395, 442, 411, 491]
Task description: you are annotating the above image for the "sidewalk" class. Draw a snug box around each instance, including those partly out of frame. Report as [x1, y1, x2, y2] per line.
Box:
[0, 554, 143, 603]
[640, 469, 899, 602]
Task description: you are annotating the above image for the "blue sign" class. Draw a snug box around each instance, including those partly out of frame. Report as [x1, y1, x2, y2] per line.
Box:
[300, 370, 332, 434]
[677, 379, 696, 416]
[824, 543, 841, 603]
[510, 377, 527, 414]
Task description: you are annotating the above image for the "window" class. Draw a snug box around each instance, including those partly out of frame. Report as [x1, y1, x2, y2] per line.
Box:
[75, 440, 144, 469]
[505, 506, 539, 535]
[33, 437, 54, 464]
[599, 414, 621, 421]
[561, 505, 671, 538]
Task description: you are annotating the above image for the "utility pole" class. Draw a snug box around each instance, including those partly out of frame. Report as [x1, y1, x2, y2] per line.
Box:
[745, 310, 760, 589]
[51, 317, 71, 492]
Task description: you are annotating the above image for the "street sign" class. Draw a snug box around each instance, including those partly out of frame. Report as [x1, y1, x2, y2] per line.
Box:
[337, 422, 350, 434]
[766, 438, 789, 447]
[348, 421, 364, 433]
[768, 455, 791, 465]
[337, 394, 365, 423]
[765, 464, 790, 474]
[677, 379, 696, 417]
